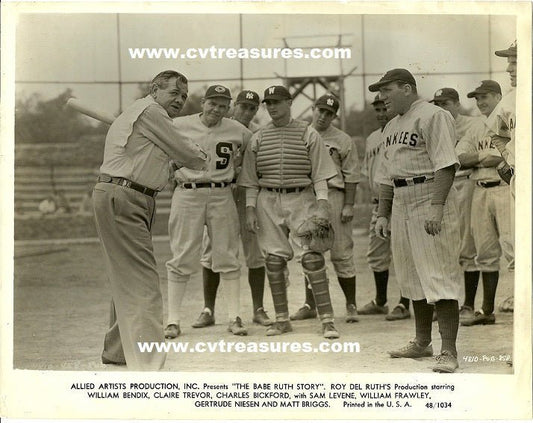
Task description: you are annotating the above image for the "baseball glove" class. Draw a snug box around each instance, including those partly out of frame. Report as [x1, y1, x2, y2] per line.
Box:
[496, 161, 514, 185]
[295, 216, 335, 253]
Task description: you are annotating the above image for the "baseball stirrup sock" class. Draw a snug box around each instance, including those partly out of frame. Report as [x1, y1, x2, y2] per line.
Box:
[373, 270, 389, 306]
[306, 268, 334, 323]
[463, 271, 480, 309]
[202, 266, 220, 312]
[412, 299, 433, 347]
[399, 296, 410, 310]
[266, 269, 289, 320]
[338, 276, 356, 306]
[248, 267, 266, 311]
[167, 272, 189, 325]
[435, 299, 459, 356]
[481, 271, 499, 315]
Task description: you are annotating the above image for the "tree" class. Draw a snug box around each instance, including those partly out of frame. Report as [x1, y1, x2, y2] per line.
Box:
[15, 89, 107, 144]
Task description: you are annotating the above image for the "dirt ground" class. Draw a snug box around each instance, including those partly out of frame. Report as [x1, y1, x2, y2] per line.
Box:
[13, 230, 514, 374]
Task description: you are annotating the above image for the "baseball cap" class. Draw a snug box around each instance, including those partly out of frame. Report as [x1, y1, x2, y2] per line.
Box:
[235, 90, 260, 106]
[430, 88, 459, 103]
[314, 94, 340, 113]
[371, 94, 385, 106]
[204, 85, 232, 100]
[368, 69, 417, 92]
[262, 85, 291, 102]
[467, 80, 502, 98]
[495, 40, 517, 57]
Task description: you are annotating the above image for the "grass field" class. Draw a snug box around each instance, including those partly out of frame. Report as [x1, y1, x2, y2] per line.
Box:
[13, 229, 514, 374]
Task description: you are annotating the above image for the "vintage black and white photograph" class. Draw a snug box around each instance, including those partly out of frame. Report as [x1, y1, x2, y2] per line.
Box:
[2, 1, 531, 420]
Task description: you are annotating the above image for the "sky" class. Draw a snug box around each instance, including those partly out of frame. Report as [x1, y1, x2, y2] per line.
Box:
[14, 12, 516, 123]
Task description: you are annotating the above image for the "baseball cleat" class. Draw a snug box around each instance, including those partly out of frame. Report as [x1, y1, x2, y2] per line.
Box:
[358, 300, 389, 315]
[266, 321, 293, 336]
[345, 304, 359, 323]
[458, 305, 475, 324]
[164, 324, 181, 339]
[322, 322, 340, 339]
[253, 307, 272, 326]
[290, 304, 317, 320]
[102, 356, 126, 366]
[460, 310, 496, 326]
[386, 304, 411, 321]
[228, 316, 248, 336]
[432, 351, 459, 373]
[388, 340, 433, 358]
[192, 310, 215, 328]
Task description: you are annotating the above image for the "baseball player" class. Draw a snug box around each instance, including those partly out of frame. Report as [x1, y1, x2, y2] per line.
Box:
[430, 88, 481, 321]
[197, 90, 272, 328]
[164, 85, 252, 339]
[290, 94, 361, 323]
[456, 80, 514, 326]
[359, 94, 411, 321]
[238, 85, 341, 339]
[486, 41, 517, 313]
[370, 69, 463, 373]
[93, 70, 207, 370]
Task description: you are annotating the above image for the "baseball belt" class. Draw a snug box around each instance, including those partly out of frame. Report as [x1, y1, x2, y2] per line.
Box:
[264, 186, 307, 194]
[97, 174, 158, 198]
[181, 182, 231, 189]
[476, 180, 501, 188]
[393, 176, 434, 187]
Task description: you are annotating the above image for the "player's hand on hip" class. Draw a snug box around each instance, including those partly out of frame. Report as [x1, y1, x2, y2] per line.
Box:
[246, 206, 259, 233]
[316, 199, 331, 221]
[375, 216, 389, 240]
[340, 204, 354, 223]
[424, 204, 444, 236]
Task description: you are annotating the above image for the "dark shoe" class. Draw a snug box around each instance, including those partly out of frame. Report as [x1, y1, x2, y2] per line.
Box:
[266, 321, 293, 336]
[102, 356, 126, 365]
[290, 304, 317, 320]
[164, 323, 181, 339]
[388, 340, 433, 358]
[432, 350, 459, 373]
[498, 296, 514, 313]
[253, 307, 272, 326]
[192, 310, 215, 328]
[461, 310, 496, 326]
[358, 300, 388, 315]
[458, 305, 475, 324]
[386, 304, 411, 321]
[322, 321, 340, 339]
[345, 304, 359, 323]
[228, 316, 248, 336]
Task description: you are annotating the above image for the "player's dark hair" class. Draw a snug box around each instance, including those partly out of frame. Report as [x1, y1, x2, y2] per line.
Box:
[151, 70, 188, 89]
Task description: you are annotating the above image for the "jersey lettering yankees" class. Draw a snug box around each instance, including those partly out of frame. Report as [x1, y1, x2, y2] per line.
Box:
[172, 114, 251, 183]
[376, 100, 458, 185]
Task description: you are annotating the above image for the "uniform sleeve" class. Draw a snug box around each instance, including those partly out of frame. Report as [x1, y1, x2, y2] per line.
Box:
[306, 126, 338, 183]
[423, 110, 459, 171]
[340, 134, 362, 184]
[237, 131, 260, 189]
[139, 105, 207, 170]
[456, 129, 477, 156]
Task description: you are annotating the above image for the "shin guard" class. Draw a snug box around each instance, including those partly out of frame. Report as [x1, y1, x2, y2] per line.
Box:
[302, 252, 334, 323]
[265, 254, 289, 321]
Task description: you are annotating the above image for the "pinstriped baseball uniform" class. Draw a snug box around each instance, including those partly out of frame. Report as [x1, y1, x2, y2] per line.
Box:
[362, 127, 391, 272]
[376, 100, 462, 303]
[166, 114, 252, 279]
[321, 125, 361, 277]
[456, 118, 514, 271]
[453, 114, 480, 272]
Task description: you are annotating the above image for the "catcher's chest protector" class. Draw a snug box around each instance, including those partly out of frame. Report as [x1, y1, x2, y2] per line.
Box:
[256, 122, 311, 187]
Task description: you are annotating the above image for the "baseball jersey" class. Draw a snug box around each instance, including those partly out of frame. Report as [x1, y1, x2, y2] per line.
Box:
[172, 114, 252, 184]
[238, 119, 337, 189]
[362, 128, 386, 198]
[376, 100, 459, 186]
[318, 125, 361, 189]
[455, 114, 479, 178]
[456, 117, 502, 182]
[486, 89, 516, 167]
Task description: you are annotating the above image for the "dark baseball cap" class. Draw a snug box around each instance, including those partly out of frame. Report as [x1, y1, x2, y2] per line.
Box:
[235, 90, 260, 106]
[204, 85, 232, 100]
[368, 68, 417, 92]
[371, 94, 385, 106]
[262, 85, 291, 102]
[314, 94, 340, 113]
[430, 88, 459, 103]
[495, 40, 517, 57]
[467, 80, 502, 98]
